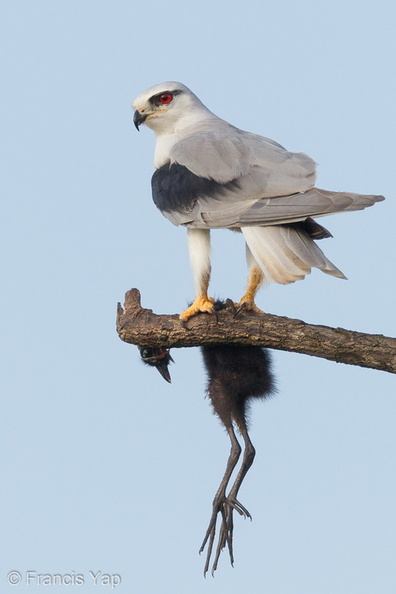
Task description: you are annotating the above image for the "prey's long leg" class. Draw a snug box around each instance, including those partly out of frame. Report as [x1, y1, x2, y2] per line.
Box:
[209, 423, 256, 575]
[226, 422, 256, 515]
[200, 424, 241, 576]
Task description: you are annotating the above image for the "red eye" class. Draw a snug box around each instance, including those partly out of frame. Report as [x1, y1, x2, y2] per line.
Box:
[158, 93, 173, 104]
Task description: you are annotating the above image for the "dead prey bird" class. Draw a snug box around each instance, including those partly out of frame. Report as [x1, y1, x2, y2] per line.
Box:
[139, 302, 275, 575]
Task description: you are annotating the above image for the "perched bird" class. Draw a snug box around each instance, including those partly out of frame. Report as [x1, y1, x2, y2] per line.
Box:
[132, 81, 384, 321]
[139, 301, 275, 575]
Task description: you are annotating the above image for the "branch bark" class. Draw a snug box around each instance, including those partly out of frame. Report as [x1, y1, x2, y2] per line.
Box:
[117, 288, 396, 374]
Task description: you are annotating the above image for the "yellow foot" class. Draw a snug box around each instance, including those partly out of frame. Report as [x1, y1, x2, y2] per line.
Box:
[180, 296, 215, 322]
[234, 299, 264, 315]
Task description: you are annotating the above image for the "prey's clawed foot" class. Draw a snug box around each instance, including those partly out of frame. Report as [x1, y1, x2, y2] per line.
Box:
[180, 296, 215, 322]
[233, 299, 264, 318]
[200, 495, 251, 576]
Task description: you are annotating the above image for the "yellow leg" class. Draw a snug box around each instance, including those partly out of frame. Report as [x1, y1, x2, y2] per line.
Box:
[235, 267, 264, 313]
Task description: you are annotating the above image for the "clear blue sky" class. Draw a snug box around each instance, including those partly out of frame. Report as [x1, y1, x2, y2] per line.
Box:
[1, 1, 395, 592]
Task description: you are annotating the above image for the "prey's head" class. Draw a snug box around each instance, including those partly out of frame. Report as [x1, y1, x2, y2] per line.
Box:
[139, 346, 174, 383]
[132, 81, 210, 134]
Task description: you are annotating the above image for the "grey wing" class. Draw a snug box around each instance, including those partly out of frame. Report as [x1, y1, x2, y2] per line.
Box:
[170, 129, 252, 183]
[165, 127, 383, 229]
[170, 126, 317, 188]
[163, 168, 384, 229]
[237, 188, 385, 226]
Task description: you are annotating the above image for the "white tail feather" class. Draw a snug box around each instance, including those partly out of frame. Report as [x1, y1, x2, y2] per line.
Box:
[242, 226, 346, 284]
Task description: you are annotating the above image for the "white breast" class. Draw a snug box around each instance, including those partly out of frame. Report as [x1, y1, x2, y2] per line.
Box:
[154, 132, 179, 169]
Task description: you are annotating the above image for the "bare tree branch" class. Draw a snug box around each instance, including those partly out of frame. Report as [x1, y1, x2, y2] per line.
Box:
[116, 289, 396, 374]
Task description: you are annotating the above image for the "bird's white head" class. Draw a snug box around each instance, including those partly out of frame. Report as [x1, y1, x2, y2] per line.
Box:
[132, 81, 212, 135]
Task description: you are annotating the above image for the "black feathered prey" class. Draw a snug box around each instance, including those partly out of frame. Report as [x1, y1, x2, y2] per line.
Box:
[139, 301, 275, 574]
[199, 341, 275, 575]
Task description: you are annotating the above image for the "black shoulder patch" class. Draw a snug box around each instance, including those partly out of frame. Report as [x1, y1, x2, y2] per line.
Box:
[151, 164, 239, 213]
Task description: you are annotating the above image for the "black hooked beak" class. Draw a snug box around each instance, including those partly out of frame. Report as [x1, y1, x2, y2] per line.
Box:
[139, 347, 174, 383]
[133, 110, 147, 131]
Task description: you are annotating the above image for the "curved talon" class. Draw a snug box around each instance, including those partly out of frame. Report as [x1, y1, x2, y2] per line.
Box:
[227, 495, 252, 518]
[230, 500, 251, 518]
[233, 300, 264, 318]
[225, 497, 251, 518]
[180, 296, 215, 321]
